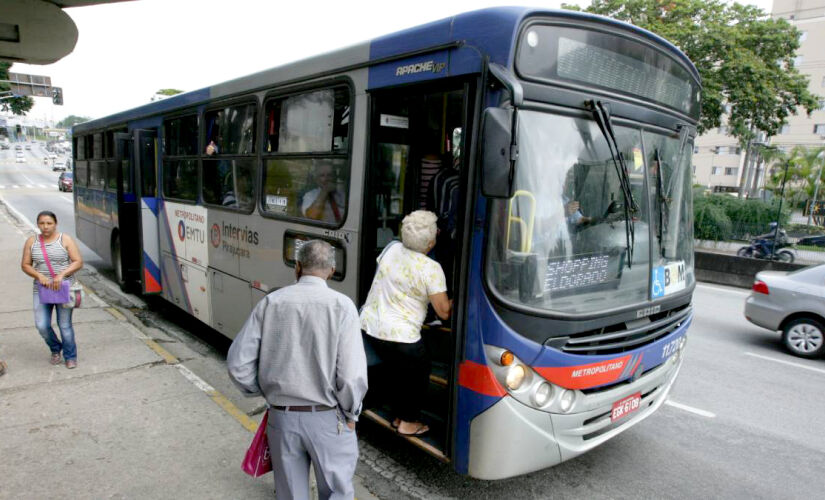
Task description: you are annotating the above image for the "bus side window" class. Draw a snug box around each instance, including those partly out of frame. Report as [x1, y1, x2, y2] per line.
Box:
[203, 158, 255, 210]
[262, 86, 351, 225]
[163, 115, 199, 202]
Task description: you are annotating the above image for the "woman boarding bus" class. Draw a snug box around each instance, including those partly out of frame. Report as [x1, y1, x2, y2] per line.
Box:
[72, 7, 697, 479]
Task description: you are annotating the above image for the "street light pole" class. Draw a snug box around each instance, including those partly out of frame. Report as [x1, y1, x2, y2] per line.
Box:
[808, 165, 822, 226]
[773, 158, 790, 261]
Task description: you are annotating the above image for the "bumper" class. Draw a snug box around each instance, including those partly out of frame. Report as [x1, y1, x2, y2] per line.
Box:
[468, 350, 683, 479]
[744, 295, 782, 331]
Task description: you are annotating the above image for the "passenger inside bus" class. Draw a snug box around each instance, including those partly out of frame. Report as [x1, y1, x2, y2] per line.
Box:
[302, 162, 346, 223]
[425, 127, 462, 288]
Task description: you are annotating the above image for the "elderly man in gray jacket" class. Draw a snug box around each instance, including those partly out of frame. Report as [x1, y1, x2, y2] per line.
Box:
[227, 239, 368, 500]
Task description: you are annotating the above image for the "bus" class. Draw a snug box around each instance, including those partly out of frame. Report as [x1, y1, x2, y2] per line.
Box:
[73, 7, 698, 480]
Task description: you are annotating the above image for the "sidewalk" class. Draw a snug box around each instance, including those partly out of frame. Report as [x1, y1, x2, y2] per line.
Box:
[0, 201, 379, 500]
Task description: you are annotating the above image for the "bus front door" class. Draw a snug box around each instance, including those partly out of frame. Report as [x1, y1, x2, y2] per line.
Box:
[133, 129, 162, 294]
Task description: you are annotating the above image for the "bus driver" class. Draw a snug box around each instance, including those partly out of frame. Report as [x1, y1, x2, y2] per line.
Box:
[302, 162, 345, 223]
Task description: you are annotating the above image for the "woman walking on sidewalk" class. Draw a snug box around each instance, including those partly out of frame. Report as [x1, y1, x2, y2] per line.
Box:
[20, 211, 83, 369]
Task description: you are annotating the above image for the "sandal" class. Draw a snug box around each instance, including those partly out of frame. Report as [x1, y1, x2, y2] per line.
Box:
[391, 418, 401, 429]
[50, 353, 62, 365]
[0, 360, 7, 377]
[397, 423, 429, 437]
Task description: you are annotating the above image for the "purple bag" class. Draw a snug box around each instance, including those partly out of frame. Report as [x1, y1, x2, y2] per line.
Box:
[38, 280, 71, 304]
[37, 235, 71, 305]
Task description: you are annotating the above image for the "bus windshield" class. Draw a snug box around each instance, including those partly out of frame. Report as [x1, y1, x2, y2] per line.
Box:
[485, 111, 693, 315]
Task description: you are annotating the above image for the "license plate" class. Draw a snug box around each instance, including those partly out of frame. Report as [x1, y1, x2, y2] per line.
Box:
[611, 392, 642, 422]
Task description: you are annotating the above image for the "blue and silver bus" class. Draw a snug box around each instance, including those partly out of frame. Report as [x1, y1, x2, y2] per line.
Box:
[73, 7, 698, 479]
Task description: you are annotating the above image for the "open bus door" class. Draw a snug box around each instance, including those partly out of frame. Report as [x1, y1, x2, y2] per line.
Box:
[360, 80, 473, 464]
[113, 133, 140, 288]
[133, 129, 162, 294]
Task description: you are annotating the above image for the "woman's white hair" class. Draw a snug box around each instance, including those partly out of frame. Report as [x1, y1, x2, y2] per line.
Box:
[401, 210, 438, 254]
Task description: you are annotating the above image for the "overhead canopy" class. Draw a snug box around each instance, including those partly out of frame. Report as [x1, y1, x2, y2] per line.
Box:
[0, 0, 130, 65]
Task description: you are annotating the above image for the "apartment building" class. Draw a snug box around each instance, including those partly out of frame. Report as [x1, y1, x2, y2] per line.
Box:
[693, 0, 825, 193]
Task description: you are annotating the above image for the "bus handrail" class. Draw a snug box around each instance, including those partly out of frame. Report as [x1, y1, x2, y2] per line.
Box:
[506, 189, 536, 253]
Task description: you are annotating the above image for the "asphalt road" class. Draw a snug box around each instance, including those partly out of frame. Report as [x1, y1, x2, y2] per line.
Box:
[2, 142, 823, 499]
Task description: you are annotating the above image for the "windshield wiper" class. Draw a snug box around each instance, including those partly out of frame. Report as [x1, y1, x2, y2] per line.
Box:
[665, 124, 692, 200]
[654, 148, 667, 255]
[588, 100, 638, 266]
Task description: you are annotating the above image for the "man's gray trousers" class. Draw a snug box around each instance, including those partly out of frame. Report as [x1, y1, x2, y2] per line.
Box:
[267, 408, 358, 500]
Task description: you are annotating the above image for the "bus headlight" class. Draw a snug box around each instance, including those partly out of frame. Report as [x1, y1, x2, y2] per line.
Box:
[533, 382, 553, 407]
[506, 364, 526, 390]
[485, 344, 581, 414]
[559, 389, 575, 413]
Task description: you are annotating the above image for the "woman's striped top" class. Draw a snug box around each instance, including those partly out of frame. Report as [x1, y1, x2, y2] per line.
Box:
[30, 233, 74, 293]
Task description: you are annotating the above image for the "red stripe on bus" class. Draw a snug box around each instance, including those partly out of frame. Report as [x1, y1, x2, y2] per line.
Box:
[458, 360, 507, 397]
[535, 355, 632, 390]
[144, 268, 162, 292]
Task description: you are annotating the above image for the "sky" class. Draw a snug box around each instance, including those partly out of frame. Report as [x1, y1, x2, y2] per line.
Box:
[8, 0, 775, 123]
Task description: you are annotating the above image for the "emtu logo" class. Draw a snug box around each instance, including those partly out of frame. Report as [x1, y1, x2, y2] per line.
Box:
[210, 223, 221, 247]
[177, 221, 186, 241]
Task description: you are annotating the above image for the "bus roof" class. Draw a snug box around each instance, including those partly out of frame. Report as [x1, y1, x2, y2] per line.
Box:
[74, 7, 699, 133]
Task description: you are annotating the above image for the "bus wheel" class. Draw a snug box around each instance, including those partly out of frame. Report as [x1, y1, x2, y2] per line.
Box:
[112, 235, 126, 290]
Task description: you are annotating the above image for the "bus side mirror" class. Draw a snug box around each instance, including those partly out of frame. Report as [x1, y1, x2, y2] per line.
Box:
[481, 107, 516, 199]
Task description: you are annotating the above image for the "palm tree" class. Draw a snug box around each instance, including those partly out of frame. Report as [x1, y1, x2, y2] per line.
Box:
[765, 146, 825, 222]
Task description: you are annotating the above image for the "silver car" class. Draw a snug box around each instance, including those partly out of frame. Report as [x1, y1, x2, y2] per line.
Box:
[745, 265, 825, 358]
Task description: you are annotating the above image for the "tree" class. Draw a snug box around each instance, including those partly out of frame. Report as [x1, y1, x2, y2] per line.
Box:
[0, 62, 34, 115]
[765, 146, 825, 213]
[562, 1, 820, 141]
[151, 88, 184, 101]
[56, 115, 92, 128]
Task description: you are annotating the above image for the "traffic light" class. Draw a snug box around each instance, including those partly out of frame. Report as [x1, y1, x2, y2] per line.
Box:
[51, 87, 63, 105]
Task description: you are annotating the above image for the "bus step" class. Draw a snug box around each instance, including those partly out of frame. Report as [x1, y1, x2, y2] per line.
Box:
[362, 409, 449, 463]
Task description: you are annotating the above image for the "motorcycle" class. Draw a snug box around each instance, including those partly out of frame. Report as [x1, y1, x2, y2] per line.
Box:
[737, 236, 796, 263]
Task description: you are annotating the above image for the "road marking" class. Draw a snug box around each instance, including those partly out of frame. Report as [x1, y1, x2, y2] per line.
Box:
[38, 183, 46, 188]
[102, 299, 260, 433]
[696, 283, 749, 296]
[665, 399, 716, 418]
[744, 351, 825, 375]
[12, 185, 19, 189]
[0, 185, 4, 189]
[176, 364, 259, 433]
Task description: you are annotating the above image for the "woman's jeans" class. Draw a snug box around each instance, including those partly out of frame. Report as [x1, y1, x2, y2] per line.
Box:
[33, 294, 76, 361]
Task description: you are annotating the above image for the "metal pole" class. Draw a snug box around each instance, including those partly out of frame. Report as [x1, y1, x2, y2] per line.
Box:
[773, 159, 790, 261]
[808, 164, 822, 226]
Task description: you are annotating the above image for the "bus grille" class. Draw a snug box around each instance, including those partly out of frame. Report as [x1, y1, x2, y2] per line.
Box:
[559, 305, 691, 355]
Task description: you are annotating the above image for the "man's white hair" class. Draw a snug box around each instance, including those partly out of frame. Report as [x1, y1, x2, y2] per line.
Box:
[401, 210, 438, 254]
[297, 240, 335, 272]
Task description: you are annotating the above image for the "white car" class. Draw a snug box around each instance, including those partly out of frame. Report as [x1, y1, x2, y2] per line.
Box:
[52, 160, 66, 172]
[15, 153, 26, 163]
[48, 152, 57, 159]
